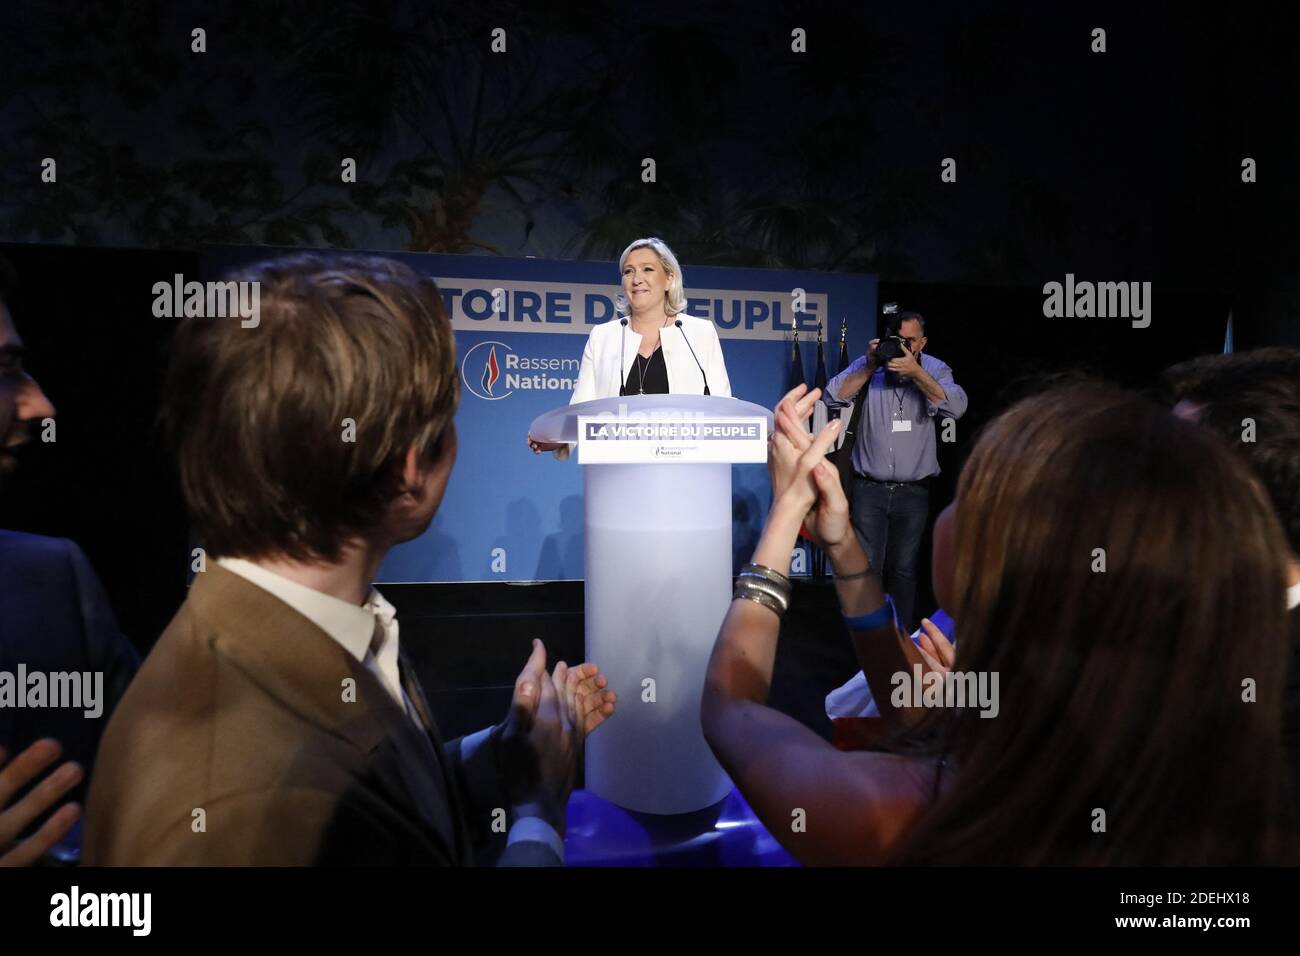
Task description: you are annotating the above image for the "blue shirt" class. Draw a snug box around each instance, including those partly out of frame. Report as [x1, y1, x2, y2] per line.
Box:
[826, 353, 968, 482]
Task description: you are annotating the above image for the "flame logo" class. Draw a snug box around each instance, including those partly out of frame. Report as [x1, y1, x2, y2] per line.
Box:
[481, 345, 501, 396]
[460, 340, 515, 400]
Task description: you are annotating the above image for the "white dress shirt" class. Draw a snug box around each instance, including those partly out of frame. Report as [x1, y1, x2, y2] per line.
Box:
[218, 557, 409, 714]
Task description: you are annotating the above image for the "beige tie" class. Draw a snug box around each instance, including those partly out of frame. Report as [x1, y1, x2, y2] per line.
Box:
[365, 614, 413, 721]
[367, 615, 386, 660]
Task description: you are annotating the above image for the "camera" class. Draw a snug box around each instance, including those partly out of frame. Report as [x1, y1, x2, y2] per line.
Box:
[873, 302, 909, 364]
[875, 333, 908, 364]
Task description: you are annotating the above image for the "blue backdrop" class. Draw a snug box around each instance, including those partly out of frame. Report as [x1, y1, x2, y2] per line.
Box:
[204, 247, 876, 582]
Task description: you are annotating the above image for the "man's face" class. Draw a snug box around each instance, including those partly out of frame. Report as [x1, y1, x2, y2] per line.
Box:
[390, 421, 459, 545]
[898, 318, 927, 357]
[417, 421, 458, 529]
[0, 301, 57, 480]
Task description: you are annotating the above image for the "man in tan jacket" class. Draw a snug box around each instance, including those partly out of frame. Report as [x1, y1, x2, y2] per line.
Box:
[84, 253, 615, 865]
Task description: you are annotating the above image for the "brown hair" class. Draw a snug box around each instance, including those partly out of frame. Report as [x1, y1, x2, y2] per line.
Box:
[1164, 347, 1300, 555]
[162, 253, 459, 562]
[891, 381, 1296, 864]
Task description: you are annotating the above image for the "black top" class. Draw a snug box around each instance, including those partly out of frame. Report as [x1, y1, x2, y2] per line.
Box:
[624, 345, 669, 395]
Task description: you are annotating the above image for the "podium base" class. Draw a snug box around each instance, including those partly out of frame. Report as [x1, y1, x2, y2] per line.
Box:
[563, 787, 799, 867]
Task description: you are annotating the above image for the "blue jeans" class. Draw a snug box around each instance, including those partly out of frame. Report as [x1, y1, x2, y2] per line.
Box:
[850, 477, 930, 633]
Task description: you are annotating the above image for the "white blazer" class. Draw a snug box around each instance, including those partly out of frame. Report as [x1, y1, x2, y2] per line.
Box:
[550, 314, 731, 459]
[569, 313, 732, 404]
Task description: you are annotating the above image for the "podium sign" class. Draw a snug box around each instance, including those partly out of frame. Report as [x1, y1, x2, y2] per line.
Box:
[529, 395, 773, 814]
[576, 416, 767, 464]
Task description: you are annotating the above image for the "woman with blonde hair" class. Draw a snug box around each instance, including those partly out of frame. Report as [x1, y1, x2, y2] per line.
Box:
[527, 238, 731, 454]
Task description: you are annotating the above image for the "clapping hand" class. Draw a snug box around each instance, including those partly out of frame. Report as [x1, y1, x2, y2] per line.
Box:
[494, 641, 617, 830]
[768, 384, 823, 500]
[557, 660, 617, 736]
[494, 641, 573, 823]
[769, 384, 854, 552]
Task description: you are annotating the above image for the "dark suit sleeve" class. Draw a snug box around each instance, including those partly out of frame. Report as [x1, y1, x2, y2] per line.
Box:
[445, 728, 563, 866]
[119, 787, 459, 865]
[0, 534, 140, 828]
[65, 539, 140, 718]
[445, 729, 507, 816]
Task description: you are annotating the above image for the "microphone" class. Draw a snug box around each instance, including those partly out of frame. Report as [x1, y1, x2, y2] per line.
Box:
[674, 319, 710, 395]
[618, 317, 629, 396]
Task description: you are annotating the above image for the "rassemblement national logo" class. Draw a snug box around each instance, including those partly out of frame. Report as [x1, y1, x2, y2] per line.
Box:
[461, 340, 580, 401]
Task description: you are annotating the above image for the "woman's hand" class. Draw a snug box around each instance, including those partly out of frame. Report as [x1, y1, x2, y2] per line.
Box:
[768, 385, 822, 497]
[527, 436, 565, 454]
[916, 617, 955, 675]
[770, 423, 843, 539]
[769, 385, 854, 552]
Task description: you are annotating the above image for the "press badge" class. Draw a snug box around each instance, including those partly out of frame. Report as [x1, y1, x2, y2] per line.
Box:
[892, 419, 912, 432]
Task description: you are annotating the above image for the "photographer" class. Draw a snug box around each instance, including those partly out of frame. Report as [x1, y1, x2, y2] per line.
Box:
[825, 306, 967, 632]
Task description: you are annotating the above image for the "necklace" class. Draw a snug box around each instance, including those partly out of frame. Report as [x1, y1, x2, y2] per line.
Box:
[634, 346, 659, 394]
[629, 318, 668, 394]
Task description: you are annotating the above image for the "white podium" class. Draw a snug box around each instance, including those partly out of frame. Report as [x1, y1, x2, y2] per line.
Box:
[529, 395, 773, 814]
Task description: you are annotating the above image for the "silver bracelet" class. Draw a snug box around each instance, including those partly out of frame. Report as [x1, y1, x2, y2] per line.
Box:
[741, 563, 792, 589]
[733, 584, 785, 618]
[735, 573, 790, 612]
